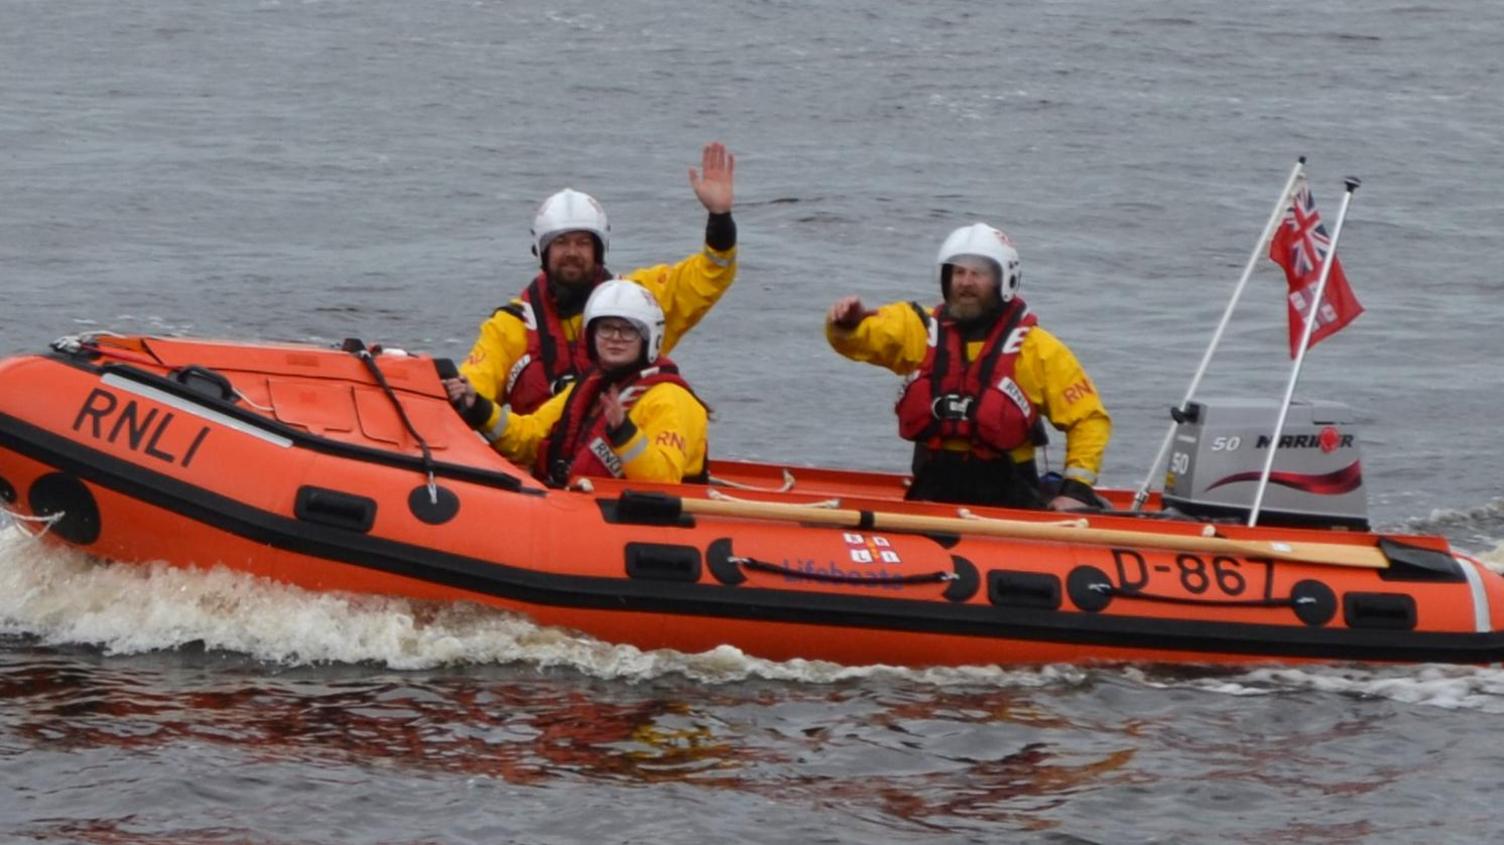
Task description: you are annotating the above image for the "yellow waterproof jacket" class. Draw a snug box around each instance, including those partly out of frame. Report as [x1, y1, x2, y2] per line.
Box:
[460, 245, 737, 405]
[826, 301, 1111, 484]
[477, 379, 709, 484]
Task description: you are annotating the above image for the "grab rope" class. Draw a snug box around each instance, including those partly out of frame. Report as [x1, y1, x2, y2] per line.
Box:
[50, 330, 126, 355]
[0, 504, 66, 541]
[709, 468, 796, 493]
[708, 488, 840, 508]
[1085, 580, 1305, 609]
[343, 339, 438, 504]
[733, 555, 957, 585]
[51, 332, 162, 367]
[232, 387, 275, 413]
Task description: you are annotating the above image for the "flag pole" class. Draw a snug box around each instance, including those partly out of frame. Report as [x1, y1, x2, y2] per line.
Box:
[1130, 157, 1307, 511]
[1246, 176, 1361, 527]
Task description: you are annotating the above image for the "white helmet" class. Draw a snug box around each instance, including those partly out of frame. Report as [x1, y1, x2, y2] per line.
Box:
[531, 188, 610, 264]
[936, 223, 1022, 303]
[583, 278, 666, 363]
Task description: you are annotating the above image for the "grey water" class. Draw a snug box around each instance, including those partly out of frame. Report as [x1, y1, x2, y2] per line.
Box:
[3, 0, 1504, 841]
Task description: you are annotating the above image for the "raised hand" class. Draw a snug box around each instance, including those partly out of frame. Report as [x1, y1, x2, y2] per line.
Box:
[688, 141, 735, 214]
[600, 385, 626, 430]
[827, 295, 876, 330]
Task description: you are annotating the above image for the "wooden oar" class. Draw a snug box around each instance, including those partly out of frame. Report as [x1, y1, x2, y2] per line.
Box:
[626, 493, 1390, 569]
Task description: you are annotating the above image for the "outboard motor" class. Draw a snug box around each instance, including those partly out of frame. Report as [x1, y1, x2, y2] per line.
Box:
[1161, 398, 1368, 530]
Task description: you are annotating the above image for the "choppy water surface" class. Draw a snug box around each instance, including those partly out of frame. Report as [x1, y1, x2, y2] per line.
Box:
[4, 0, 1504, 841]
[5, 528, 1504, 842]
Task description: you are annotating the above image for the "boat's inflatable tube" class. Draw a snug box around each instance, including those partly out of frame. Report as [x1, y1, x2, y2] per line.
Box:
[2, 335, 1501, 667]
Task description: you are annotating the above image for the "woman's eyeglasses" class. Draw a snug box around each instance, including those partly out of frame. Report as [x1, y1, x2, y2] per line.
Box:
[594, 321, 641, 341]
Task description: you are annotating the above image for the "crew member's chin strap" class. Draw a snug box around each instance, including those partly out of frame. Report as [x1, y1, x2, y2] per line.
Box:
[342, 338, 439, 504]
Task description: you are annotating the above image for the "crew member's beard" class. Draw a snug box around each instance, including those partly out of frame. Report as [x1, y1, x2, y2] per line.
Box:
[945, 291, 1002, 325]
[550, 277, 592, 316]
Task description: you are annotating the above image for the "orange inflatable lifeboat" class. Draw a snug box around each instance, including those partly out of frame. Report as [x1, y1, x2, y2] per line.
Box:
[2, 333, 1501, 667]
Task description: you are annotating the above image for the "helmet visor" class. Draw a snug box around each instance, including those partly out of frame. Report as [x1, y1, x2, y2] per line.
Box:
[947, 255, 1000, 284]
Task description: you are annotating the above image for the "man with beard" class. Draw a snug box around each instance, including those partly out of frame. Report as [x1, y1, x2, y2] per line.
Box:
[824, 223, 1110, 510]
[453, 142, 736, 417]
[446, 279, 709, 487]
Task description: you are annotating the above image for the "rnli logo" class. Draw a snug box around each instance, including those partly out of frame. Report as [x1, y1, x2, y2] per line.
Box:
[843, 532, 901, 565]
[72, 388, 212, 469]
[995, 375, 1031, 416]
[588, 438, 624, 477]
[1062, 379, 1095, 404]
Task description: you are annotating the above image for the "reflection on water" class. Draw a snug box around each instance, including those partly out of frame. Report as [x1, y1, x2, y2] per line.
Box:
[1, 645, 1146, 831]
[2, 653, 728, 786]
[4, 643, 1500, 841]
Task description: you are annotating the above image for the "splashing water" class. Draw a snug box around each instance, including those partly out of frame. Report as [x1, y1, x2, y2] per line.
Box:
[8, 525, 1504, 711]
[1402, 497, 1504, 555]
[0, 525, 1085, 689]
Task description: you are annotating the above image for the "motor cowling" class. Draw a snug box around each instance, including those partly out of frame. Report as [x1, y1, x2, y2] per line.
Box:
[1162, 398, 1368, 530]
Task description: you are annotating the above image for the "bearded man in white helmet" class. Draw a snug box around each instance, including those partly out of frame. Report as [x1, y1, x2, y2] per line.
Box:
[825, 223, 1111, 511]
[450, 142, 736, 419]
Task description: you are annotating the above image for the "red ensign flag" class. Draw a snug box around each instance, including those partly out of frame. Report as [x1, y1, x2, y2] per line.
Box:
[1269, 178, 1364, 357]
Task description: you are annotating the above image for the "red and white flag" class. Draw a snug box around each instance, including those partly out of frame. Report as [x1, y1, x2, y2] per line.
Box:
[1269, 177, 1364, 357]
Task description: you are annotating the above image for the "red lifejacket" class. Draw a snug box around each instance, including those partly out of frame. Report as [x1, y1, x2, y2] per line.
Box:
[535, 357, 707, 486]
[499, 272, 605, 414]
[895, 299, 1040, 458]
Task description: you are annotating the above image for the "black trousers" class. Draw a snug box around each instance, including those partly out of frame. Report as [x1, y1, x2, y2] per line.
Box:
[905, 449, 1046, 510]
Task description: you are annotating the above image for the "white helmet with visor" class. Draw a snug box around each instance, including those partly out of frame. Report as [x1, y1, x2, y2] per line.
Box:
[531, 188, 610, 264]
[582, 279, 665, 363]
[936, 223, 1022, 303]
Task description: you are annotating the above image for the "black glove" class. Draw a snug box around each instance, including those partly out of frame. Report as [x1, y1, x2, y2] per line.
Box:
[1056, 478, 1101, 508]
[458, 395, 494, 430]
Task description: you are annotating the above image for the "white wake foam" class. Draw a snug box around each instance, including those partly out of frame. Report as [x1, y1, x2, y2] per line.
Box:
[9, 525, 1501, 709]
[1477, 541, 1504, 571]
[1126, 663, 1504, 715]
[1412, 497, 1504, 529]
[0, 525, 1080, 688]
[1401, 497, 1504, 555]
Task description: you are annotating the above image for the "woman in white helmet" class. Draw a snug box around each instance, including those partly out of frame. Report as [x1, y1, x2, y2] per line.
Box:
[824, 223, 1111, 511]
[454, 142, 738, 417]
[447, 279, 710, 487]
